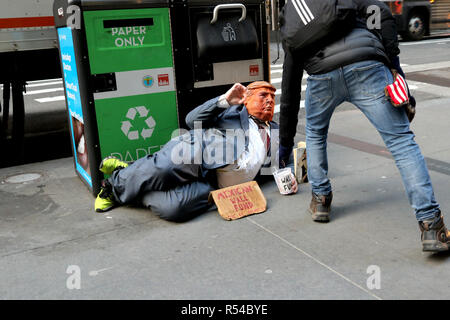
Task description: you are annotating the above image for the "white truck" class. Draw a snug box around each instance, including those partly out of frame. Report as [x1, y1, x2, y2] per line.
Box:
[0, 0, 60, 82]
[0, 0, 57, 52]
[0, 0, 61, 164]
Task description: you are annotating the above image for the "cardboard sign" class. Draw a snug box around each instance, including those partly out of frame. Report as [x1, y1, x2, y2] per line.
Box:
[294, 141, 308, 184]
[210, 181, 267, 221]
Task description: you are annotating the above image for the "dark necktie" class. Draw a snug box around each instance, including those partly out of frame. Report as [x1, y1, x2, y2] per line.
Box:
[251, 116, 270, 155]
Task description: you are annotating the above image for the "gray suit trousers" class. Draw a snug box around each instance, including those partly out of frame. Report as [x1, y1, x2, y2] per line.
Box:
[141, 181, 215, 222]
[107, 139, 214, 221]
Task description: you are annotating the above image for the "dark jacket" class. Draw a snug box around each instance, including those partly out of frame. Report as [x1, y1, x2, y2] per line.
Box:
[279, 0, 399, 148]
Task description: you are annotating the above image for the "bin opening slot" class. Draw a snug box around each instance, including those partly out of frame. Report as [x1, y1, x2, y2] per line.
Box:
[103, 18, 154, 29]
[91, 73, 117, 93]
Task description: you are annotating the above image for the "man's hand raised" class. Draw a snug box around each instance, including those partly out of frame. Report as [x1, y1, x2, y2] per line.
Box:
[224, 83, 247, 105]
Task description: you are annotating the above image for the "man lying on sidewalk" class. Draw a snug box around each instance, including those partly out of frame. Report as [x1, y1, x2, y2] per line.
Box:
[94, 81, 297, 221]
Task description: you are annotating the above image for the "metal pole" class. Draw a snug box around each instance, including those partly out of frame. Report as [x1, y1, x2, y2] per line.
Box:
[12, 81, 25, 164]
[1, 82, 11, 142]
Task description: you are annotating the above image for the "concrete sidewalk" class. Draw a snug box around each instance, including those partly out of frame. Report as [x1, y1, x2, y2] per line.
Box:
[1, 97, 450, 300]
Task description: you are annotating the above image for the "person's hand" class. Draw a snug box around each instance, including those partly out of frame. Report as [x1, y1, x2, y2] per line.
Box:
[290, 173, 298, 194]
[409, 95, 416, 107]
[279, 144, 292, 168]
[224, 83, 247, 105]
[391, 56, 406, 79]
[405, 102, 416, 122]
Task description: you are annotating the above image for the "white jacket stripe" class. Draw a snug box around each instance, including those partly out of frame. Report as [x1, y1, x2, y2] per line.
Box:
[296, 0, 312, 23]
[300, 0, 315, 20]
[291, 0, 308, 25]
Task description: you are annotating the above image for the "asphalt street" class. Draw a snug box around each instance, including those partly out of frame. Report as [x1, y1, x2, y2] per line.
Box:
[0, 36, 449, 300]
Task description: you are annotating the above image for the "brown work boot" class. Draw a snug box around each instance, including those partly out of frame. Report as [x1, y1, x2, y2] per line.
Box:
[308, 191, 333, 222]
[419, 211, 450, 252]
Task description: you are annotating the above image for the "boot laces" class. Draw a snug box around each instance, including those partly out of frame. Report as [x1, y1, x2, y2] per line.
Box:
[99, 181, 113, 199]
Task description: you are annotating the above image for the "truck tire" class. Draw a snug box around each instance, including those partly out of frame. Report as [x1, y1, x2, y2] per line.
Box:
[401, 12, 426, 41]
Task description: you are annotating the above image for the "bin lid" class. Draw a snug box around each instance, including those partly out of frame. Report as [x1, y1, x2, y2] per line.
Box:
[196, 12, 259, 62]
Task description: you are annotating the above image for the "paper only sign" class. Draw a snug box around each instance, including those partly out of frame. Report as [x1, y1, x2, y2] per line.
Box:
[112, 26, 147, 47]
[210, 181, 267, 221]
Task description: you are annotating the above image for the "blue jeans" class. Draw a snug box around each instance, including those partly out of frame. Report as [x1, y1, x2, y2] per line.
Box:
[305, 60, 440, 221]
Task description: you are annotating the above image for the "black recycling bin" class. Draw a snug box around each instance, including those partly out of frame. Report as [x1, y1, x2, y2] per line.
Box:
[170, 0, 271, 128]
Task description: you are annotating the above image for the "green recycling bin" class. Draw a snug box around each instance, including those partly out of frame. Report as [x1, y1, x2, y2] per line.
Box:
[53, 0, 179, 195]
[84, 8, 178, 162]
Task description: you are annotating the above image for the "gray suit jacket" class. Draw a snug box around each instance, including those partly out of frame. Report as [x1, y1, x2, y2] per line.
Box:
[173, 96, 280, 171]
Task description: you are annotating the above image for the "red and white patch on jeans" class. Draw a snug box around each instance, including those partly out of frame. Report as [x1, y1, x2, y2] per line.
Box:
[385, 72, 409, 106]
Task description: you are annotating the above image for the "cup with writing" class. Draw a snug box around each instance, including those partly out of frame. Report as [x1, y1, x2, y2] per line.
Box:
[272, 167, 296, 195]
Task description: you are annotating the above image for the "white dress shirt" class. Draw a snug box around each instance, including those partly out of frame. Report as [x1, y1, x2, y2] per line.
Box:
[215, 95, 270, 188]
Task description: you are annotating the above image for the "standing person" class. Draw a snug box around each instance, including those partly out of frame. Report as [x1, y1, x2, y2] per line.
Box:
[95, 81, 297, 222]
[278, 0, 449, 252]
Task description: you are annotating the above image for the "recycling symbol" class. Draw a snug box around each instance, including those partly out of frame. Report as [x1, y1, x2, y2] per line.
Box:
[121, 106, 156, 140]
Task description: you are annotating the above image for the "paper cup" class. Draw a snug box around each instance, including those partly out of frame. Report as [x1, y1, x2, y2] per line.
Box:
[273, 167, 295, 195]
